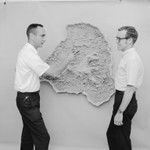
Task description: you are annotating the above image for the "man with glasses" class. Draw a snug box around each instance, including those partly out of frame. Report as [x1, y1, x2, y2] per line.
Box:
[106, 26, 144, 150]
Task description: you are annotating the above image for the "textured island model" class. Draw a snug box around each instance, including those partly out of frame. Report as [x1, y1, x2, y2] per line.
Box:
[41, 23, 115, 106]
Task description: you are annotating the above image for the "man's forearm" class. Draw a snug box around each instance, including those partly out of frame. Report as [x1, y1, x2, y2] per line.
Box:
[45, 59, 70, 77]
[118, 85, 136, 113]
[54, 60, 70, 75]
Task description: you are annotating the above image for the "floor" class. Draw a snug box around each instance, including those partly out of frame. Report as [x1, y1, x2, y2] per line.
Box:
[0, 143, 148, 150]
[0, 144, 105, 150]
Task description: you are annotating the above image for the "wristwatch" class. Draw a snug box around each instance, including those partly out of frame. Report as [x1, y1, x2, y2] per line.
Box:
[118, 109, 124, 114]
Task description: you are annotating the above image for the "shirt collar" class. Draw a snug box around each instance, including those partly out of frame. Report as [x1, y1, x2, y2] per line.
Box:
[26, 43, 38, 54]
[122, 47, 135, 56]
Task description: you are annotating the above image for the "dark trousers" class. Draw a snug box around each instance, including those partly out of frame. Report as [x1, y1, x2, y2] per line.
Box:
[106, 90, 137, 150]
[16, 91, 50, 150]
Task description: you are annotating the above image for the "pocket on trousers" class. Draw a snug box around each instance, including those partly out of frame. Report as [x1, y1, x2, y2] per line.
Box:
[22, 95, 32, 108]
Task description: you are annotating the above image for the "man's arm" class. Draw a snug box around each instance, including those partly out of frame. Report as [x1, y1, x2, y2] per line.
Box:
[114, 85, 136, 126]
[44, 52, 74, 78]
[118, 85, 136, 112]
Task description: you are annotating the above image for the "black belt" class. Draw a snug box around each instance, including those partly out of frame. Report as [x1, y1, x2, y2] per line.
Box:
[115, 90, 124, 94]
[17, 91, 40, 95]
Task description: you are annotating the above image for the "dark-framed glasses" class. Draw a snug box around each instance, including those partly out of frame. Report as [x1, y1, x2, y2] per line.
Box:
[116, 36, 130, 42]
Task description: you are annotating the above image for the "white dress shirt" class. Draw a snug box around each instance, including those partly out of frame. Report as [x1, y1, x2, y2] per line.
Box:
[115, 47, 144, 91]
[15, 43, 49, 92]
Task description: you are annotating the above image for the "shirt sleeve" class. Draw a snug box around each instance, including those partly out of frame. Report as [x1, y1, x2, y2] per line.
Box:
[24, 51, 50, 76]
[126, 58, 140, 87]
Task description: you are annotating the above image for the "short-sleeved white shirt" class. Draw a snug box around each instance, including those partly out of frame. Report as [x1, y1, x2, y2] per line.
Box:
[115, 47, 144, 91]
[15, 43, 50, 92]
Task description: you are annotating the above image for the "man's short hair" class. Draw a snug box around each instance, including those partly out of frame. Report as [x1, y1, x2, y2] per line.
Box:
[118, 26, 138, 44]
[26, 23, 43, 38]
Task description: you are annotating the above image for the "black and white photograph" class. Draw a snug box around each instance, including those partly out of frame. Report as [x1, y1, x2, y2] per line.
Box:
[0, 0, 149, 150]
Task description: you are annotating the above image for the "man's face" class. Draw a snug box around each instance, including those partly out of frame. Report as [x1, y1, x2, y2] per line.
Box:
[32, 26, 46, 48]
[116, 30, 129, 52]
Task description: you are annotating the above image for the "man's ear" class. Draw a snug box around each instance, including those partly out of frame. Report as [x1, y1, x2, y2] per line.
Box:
[128, 38, 133, 45]
[29, 32, 35, 40]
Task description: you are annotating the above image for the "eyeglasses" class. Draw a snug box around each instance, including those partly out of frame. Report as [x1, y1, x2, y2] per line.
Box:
[116, 36, 130, 42]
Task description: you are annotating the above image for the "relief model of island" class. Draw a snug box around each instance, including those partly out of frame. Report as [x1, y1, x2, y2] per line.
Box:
[41, 23, 115, 106]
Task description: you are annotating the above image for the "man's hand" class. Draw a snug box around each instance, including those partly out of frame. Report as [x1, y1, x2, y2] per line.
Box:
[40, 73, 59, 81]
[114, 112, 123, 126]
[67, 52, 74, 62]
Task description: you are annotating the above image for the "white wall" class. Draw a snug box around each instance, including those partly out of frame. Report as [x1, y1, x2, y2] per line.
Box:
[0, 1, 150, 150]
